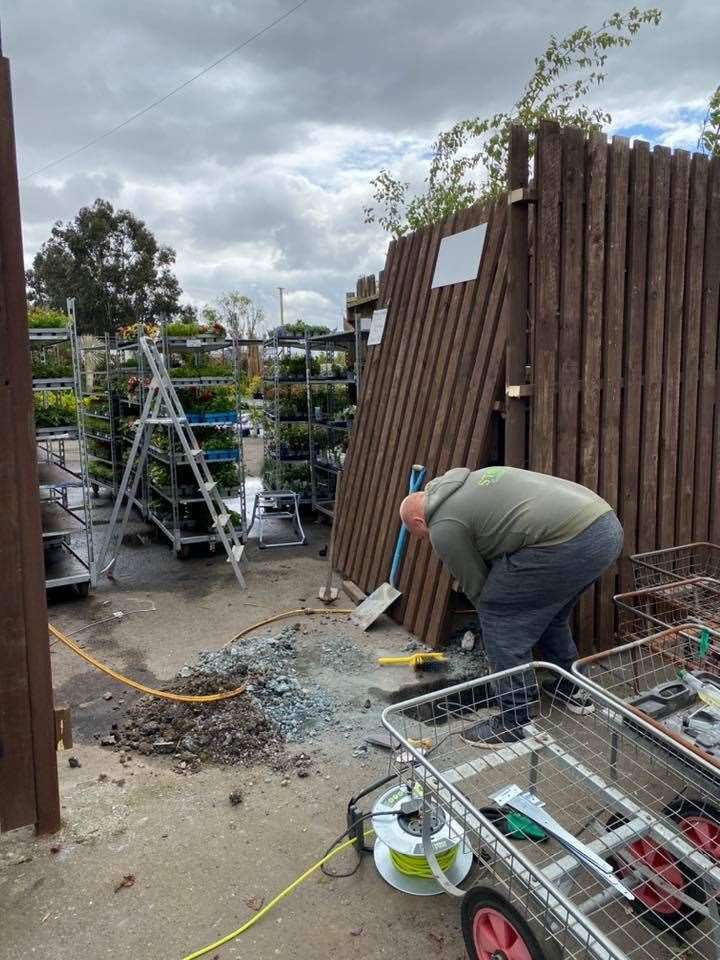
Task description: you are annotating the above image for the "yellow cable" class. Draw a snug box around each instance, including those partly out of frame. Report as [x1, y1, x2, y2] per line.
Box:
[227, 607, 353, 645]
[180, 835, 361, 960]
[389, 846, 458, 879]
[49, 606, 352, 703]
[48, 624, 246, 704]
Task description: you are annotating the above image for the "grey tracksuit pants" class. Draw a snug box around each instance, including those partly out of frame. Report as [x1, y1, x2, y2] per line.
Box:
[476, 511, 624, 725]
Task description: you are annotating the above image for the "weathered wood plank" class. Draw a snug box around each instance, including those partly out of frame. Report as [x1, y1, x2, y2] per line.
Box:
[576, 132, 608, 652]
[637, 146, 671, 554]
[675, 153, 708, 544]
[596, 136, 630, 649]
[506, 125, 530, 468]
[531, 121, 562, 475]
[694, 156, 720, 541]
[619, 140, 650, 591]
[658, 149, 691, 546]
[556, 126, 584, 480]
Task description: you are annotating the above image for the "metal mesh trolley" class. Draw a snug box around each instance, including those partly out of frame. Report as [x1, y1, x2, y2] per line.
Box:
[632, 543, 720, 590]
[382, 663, 720, 960]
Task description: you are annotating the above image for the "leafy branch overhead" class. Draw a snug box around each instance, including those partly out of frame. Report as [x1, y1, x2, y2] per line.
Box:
[700, 85, 720, 158]
[365, 6, 663, 236]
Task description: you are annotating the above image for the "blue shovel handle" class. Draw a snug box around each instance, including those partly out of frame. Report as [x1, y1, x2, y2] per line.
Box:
[389, 464, 426, 587]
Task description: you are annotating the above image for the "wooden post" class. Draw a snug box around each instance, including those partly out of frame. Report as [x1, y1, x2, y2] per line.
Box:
[506, 125, 530, 467]
[0, 47, 61, 834]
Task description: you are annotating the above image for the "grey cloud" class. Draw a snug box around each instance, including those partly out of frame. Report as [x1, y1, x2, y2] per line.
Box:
[4, 0, 719, 329]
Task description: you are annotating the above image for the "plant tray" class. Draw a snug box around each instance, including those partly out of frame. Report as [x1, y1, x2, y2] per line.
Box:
[204, 449, 239, 461]
[35, 425, 79, 439]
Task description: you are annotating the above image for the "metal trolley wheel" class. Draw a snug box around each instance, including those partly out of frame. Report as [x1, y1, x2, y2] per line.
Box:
[605, 814, 707, 932]
[462, 888, 561, 960]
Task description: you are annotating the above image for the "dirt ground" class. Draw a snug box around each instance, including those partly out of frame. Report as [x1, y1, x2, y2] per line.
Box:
[0, 481, 474, 960]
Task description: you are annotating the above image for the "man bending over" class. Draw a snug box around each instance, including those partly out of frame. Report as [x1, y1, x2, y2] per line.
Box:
[400, 466, 623, 747]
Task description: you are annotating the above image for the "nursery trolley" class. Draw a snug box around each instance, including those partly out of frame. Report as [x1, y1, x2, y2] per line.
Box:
[382, 663, 720, 960]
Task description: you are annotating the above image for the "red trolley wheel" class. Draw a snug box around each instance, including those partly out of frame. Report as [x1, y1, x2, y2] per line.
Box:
[462, 888, 560, 960]
[665, 798, 720, 863]
[606, 814, 706, 932]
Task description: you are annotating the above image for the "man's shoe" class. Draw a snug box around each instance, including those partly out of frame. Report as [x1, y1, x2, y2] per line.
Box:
[543, 677, 595, 715]
[460, 715, 527, 749]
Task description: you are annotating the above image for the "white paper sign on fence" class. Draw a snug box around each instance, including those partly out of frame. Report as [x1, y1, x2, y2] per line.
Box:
[368, 308, 388, 346]
[431, 222, 487, 289]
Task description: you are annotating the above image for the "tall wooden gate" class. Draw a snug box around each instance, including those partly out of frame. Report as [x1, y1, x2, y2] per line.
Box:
[508, 121, 720, 650]
[0, 47, 60, 834]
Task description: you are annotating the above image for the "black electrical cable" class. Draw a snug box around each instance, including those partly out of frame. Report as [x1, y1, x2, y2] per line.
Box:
[320, 811, 398, 879]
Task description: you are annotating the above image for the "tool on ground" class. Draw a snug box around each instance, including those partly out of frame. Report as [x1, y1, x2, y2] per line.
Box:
[97, 336, 246, 586]
[378, 652, 447, 669]
[318, 473, 342, 602]
[350, 463, 426, 630]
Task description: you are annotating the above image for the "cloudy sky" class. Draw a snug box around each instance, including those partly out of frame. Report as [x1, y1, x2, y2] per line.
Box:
[4, 1, 719, 328]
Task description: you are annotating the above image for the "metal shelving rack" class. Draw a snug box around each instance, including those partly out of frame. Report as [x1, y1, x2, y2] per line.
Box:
[31, 300, 95, 594]
[305, 328, 367, 519]
[81, 334, 120, 497]
[114, 326, 152, 517]
[262, 332, 312, 502]
[139, 326, 249, 556]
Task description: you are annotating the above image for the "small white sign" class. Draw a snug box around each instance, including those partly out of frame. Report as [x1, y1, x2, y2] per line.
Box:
[368, 308, 388, 346]
[431, 222, 487, 289]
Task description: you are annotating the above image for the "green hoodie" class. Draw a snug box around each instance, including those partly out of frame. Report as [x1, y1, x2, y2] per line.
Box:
[425, 466, 612, 607]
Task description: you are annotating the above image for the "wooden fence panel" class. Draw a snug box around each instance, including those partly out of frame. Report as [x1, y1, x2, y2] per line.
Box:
[336, 123, 719, 652]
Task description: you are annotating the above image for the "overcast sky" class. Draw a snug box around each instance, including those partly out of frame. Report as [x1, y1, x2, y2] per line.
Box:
[4, 1, 718, 328]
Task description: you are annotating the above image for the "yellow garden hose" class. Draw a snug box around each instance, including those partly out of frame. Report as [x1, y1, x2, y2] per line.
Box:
[49, 607, 353, 704]
[48, 624, 247, 703]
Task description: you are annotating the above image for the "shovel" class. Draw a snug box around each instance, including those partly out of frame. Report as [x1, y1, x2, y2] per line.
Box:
[350, 464, 426, 630]
[318, 473, 342, 603]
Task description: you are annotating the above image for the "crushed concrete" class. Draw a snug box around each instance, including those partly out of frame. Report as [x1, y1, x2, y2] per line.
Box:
[113, 625, 340, 768]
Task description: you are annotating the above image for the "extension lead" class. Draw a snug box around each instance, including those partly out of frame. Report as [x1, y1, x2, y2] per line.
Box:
[389, 845, 459, 879]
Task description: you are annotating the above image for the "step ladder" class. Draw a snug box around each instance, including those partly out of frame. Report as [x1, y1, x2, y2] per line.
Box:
[96, 336, 246, 587]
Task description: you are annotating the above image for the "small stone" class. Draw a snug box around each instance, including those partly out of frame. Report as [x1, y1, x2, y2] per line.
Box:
[98, 774, 109, 782]
[461, 631, 476, 652]
[100, 735, 117, 747]
[152, 740, 175, 754]
[363, 699, 371, 710]
[297, 767, 309, 778]
[229, 789, 244, 806]
[103, 692, 113, 701]
[350, 927, 363, 937]
[68, 756, 81, 769]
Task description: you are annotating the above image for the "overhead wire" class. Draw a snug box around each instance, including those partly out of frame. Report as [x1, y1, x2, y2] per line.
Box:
[22, 0, 311, 181]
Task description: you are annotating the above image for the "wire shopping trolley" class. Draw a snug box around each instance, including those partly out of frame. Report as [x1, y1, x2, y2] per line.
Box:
[382, 663, 720, 960]
[631, 543, 720, 589]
